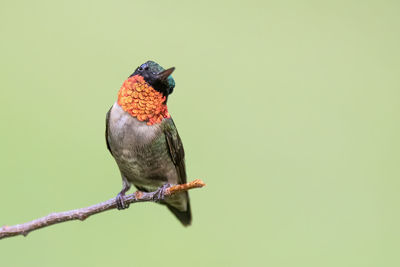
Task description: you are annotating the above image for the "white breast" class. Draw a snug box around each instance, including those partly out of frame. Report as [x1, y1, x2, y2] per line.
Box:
[108, 103, 161, 148]
[107, 102, 163, 167]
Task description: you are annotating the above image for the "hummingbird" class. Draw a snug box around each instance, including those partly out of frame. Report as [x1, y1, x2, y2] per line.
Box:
[105, 60, 191, 226]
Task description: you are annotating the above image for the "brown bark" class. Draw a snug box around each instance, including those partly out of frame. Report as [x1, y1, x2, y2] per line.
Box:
[0, 179, 205, 240]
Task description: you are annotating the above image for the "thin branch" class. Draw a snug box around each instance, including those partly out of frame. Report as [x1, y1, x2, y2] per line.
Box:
[0, 179, 205, 240]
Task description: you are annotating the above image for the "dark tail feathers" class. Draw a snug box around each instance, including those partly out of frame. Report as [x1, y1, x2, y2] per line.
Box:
[166, 194, 192, 226]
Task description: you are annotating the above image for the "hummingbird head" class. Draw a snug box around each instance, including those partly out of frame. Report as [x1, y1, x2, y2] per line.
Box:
[117, 61, 175, 125]
[130, 61, 175, 97]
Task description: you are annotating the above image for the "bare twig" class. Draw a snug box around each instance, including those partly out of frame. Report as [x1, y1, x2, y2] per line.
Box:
[0, 179, 205, 240]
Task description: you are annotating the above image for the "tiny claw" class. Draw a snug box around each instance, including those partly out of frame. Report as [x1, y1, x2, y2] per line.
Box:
[153, 183, 171, 202]
[116, 193, 129, 210]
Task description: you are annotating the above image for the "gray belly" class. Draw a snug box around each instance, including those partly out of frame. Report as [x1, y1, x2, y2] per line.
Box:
[107, 103, 178, 190]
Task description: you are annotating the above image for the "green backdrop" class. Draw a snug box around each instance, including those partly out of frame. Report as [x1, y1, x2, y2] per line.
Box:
[1, 1, 399, 266]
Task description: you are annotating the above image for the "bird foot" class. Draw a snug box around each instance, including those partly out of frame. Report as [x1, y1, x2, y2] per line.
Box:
[116, 192, 129, 210]
[153, 183, 171, 202]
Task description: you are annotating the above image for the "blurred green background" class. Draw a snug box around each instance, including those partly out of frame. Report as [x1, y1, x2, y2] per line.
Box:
[1, 0, 399, 266]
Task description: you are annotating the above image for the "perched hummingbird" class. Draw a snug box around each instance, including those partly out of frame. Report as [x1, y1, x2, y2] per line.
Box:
[105, 60, 191, 226]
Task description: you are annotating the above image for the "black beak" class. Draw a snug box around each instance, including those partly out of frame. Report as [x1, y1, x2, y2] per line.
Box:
[156, 67, 175, 81]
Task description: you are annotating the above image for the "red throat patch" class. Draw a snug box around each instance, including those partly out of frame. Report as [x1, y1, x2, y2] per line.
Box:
[117, 75, 170, 125]
[118, 75, 171, 125]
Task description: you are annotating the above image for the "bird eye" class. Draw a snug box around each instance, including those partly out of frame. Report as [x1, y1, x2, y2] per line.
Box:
[138, 67, 143, 71]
